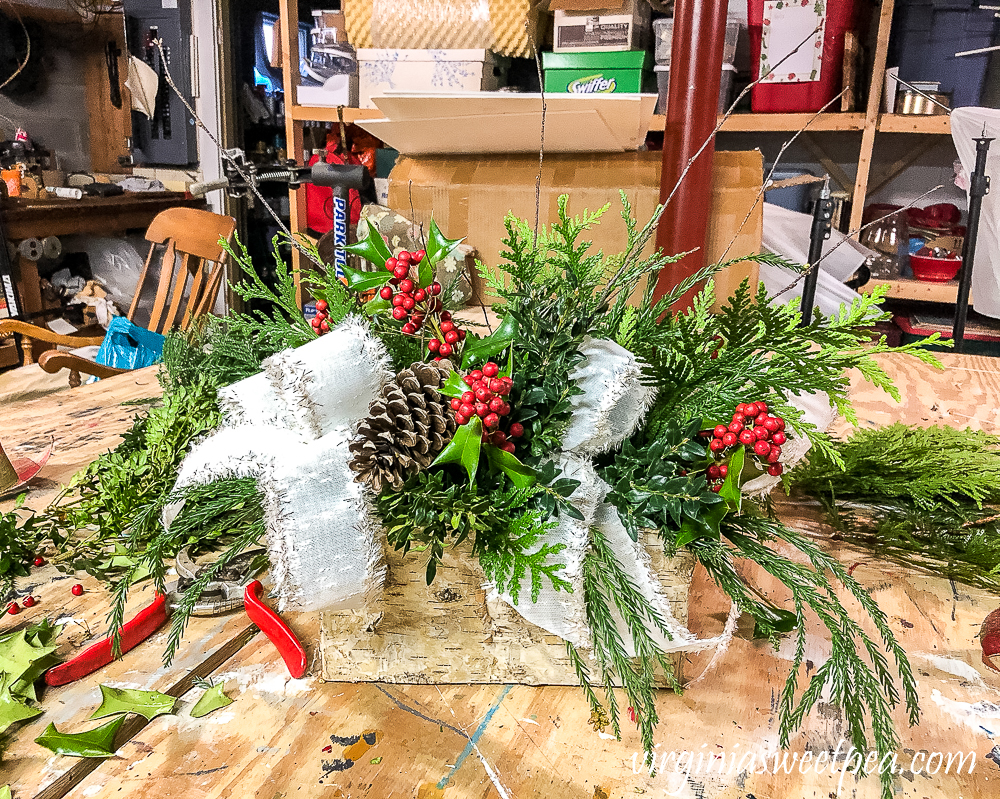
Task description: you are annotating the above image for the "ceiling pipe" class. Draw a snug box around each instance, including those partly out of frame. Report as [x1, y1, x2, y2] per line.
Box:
[652, 0, 729, 310]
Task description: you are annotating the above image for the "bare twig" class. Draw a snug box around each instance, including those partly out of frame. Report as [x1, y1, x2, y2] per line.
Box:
[0, 3, 30, 92]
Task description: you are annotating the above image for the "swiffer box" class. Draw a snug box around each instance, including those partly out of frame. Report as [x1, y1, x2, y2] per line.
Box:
[387, 150, 764, 309]
[543, 50, 652, 93]
[551, 0, 651, 52]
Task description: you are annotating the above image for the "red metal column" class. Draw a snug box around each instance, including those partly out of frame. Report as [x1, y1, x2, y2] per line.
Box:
[653, 0, 730, 310]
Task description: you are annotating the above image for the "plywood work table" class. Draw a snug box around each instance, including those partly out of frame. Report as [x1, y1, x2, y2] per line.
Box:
[2, 354, 1000, 799]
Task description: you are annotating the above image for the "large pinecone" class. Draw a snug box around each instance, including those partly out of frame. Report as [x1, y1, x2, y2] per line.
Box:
[348, 360, 457, 493]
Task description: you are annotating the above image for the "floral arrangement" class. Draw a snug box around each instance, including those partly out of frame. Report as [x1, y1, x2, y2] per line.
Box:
[14, 195, 949, 799]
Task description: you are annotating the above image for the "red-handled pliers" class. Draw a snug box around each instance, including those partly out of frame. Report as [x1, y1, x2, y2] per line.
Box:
[45, 549, 307, 686]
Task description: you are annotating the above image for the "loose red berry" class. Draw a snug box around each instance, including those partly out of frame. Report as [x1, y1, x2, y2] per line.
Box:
[707, 465, 721, 479]
[491, 431, 507, 445]
[475, 402, 490, 417]
[753, 440, 771, 457]
[509, 422, 524, 438]
[393, 265, 409, 279]
[22, 596, 35, 608]
[722, 432, 738, 447]
[392, 307, 407, 320]
[767, 464, 784, 477]
[413, 249, 426, 263]
[33, 557, 45, 567]
[710, 439, 725, 452]
[719, 464, 728, 477]
[484, 413, 500, 429]
[753, 426, 769, 440]
[444, 330, 459, 344]
[459, 403, 475, 418]
[714, 425, 729, 439]
[438, 342, 452, 357]
[738, 430, 756, 446]
[315, 300, 328, 312]
[771, 431, 786, 445]
[428, 339, 441, 352]
[450, 398, 462, 411]
[767, 445, 782, 464]
[501, 442, 516, 454]
[430, 282, 442, 296]
[379, 286, 393, 300]
[71, 584, 84, 596]
[728, 421, 743, 435]
[482, 362, 499, 378]
[7, 602, 19, 615]
[455, 413, 469, 425]
[399, 279, 414, 293]
[475, 387, 493, 403]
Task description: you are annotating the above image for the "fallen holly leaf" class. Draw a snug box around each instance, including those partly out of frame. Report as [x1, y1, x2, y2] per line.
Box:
[91, 685, 176, 721]
[1, 784, 11, 799]
[190, 682, 232, 718]
[35, 716, 126, 758]
[0, 685, 43, 734]
[981, 607, 1000, 672]
[370, 756, 382, 765]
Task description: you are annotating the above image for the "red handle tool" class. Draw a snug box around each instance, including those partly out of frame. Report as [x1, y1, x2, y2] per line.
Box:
[45, 594, 170, 687]
[243, 580, 307, 679]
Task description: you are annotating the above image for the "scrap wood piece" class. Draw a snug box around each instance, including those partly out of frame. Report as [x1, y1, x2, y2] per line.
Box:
[981, 607, 1000, 672]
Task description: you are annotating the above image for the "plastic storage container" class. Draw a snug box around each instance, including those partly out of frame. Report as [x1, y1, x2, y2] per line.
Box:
[764, 169, 815, 213]
[653, 17, 740, 66]
[654, 63, 736, 114]
[889, 1, 998, 109]
[748, 0, 860, 113]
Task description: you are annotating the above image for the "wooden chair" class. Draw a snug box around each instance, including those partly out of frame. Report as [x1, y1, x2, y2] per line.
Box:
[0, 207, 236, 387]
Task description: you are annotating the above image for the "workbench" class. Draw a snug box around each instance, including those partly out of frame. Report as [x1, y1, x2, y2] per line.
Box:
[1, 354, 999, 799]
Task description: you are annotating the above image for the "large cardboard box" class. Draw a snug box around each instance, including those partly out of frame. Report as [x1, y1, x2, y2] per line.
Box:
[387, 150, 763, 308]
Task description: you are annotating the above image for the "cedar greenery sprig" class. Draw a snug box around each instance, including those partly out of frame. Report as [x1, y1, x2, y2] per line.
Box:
[0, 495, 43, 601]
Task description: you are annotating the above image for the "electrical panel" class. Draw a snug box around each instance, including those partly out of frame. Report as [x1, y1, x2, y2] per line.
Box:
[124, 0, 198, 166]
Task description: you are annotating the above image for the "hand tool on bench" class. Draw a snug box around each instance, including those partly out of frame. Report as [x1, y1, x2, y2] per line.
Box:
[45, 548, 307, 686]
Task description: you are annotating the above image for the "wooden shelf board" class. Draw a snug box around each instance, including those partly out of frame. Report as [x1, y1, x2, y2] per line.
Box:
[859, 277, 961, 303]
[716, 113, 867, 132]
[288, 105, 384, 123]
[877, 114, 951, 134]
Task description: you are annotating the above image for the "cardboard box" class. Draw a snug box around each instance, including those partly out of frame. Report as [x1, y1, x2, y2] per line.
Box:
[387, 150, 763, 308]
[357, 49, 508, 109]
[551, 0, 650, 53]
[542, 50, 651, 93]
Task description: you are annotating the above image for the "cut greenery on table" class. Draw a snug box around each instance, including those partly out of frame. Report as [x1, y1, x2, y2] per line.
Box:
[4, 195, 963, 799]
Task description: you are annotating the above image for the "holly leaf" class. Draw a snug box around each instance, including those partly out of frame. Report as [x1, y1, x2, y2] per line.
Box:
[719, 448, 745, 512]
[343, 221, 392, 269]
[34, 716, 126, 758]
[91, 685, 176, 721]
[417, 254, 434, 290]
[461, 314, 518, 369]
[363, 295, 391, 317]
[341, 263, 390, 295]
[425, 219, 464, 266]
[1, 784, 11, 799]
[190, 682, 233, 719]
[484, 445, 537, 489]
[439, 370, 472, 399]
[432, 417, 483, 485]
[675, 501, 728, 548]
[0, 686, 42, 735]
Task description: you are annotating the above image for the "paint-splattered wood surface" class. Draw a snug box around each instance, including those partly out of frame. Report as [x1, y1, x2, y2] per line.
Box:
[3, 352, 1000, 799]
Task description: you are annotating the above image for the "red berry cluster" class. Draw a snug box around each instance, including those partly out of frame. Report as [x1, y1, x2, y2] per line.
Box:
[6, 555, 49, 614]
[705, 400, 788, 490]
[448, 361, 522, 452]
[377, 249, 467, 359]
[310, 299, 332, 335]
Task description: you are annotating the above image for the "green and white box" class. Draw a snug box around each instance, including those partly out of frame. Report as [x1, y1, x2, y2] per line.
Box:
[542, 50, 651, 94]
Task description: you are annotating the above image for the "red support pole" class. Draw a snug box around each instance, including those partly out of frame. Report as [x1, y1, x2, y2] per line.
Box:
[652, 0, 730, 310]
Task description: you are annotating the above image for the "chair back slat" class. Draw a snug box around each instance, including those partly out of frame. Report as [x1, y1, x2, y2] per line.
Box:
[146, 239, 177, 333]
[127, 245, 158, 321]
[181, 260, 208, 331]
[159, 252, 193, 334]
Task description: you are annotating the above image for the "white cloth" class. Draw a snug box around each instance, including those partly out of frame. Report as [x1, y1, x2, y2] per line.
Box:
[951, 108, 1000, 319]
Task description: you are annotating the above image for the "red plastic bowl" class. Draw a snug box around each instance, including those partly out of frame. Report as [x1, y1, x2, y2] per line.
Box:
[910, 253, 962, 282]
